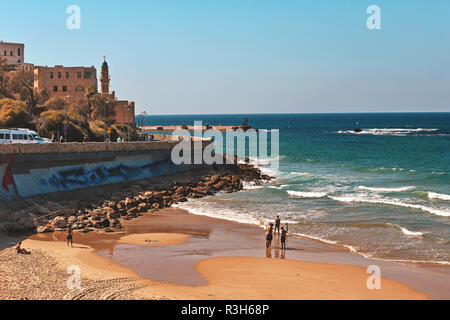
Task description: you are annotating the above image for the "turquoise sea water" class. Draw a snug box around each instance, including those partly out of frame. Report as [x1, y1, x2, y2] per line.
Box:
[138, 113, 450, 264]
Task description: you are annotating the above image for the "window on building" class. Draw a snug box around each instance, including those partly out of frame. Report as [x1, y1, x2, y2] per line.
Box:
[75, 85, 85, 92]
[53, 86, 58, 92]
[18, 48, 21, 56]
[66, 72, 69, 79]
[84, 71, 92, 79]
[18, 60, 21, 63]
[62, 86, 67, 92]
[3, 51, 6, 56]
[50, 72, 54, 79]
[58, 72, 62, 79]
[77, 72, 82, 78]
[10, 51, 13, 56]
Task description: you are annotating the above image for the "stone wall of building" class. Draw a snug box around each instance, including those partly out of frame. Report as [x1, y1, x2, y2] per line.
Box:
[33, 65, 98, 101]
[0, 41, 33, 71]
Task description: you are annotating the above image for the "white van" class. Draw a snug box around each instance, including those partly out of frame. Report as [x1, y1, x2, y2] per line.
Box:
[0, 128, 51, 144]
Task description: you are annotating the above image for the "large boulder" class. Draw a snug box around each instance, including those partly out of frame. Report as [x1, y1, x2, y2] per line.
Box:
[67, 216, 77, 225]
[92, 218, 110, 229]
[37, 225, 53, 233]
[138, 203, 148, 212]
[51, 216, 67, 229]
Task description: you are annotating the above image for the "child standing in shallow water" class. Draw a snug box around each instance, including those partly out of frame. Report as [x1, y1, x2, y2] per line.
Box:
[281, 227, 287, 250]
[266, 225, 273, 248]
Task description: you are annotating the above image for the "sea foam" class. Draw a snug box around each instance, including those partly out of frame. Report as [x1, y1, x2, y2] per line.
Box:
[358, 186, 416, 193]
[329, 195, 450, 217]
[287, 190, 327, 198]
[428, 192, 450, 201]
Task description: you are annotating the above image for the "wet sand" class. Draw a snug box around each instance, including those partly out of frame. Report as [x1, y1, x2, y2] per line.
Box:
[15, 208, 450, 299]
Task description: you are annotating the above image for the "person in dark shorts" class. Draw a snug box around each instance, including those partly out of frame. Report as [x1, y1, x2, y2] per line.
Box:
[280, 227, 287, 250]
[275, 216, 281, 234]
[67, 225, 73, 248]
[266, 227, 273, 248]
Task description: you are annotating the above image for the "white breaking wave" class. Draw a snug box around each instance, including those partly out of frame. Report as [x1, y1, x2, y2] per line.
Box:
[337, 128, 439, 136]
[399, 227, 424, 237]
[290, 172, 312, 176]
[329, 195, 450, 217]
[268, 184, 289, 190]
[287, 190, 327, 198]
[358, 186, 416, 193]
[428, 192, 450, 201]
[242, 181, 264, 191]
[387, 223, 424, 237]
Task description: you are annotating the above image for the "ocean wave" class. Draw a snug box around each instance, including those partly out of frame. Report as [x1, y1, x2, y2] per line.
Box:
[385, 223, 424, 237]
[268, 184, 289, 190]
[242, 181, 264, 191]
[336, 128, 439, 136]
[428, 192, 450, 201]
[329, 195, 450, 217]
[358, 186, 416, 193]
[290, 171, 312, 176]
[287, 190, 327, 198]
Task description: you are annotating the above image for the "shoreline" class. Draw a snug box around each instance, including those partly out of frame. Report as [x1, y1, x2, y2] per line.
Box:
[173, 195, 450, 268]
[3, 208, 448, 299]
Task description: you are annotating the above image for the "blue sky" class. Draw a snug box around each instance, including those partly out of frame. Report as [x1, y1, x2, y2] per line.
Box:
[1, 0, 449, 114]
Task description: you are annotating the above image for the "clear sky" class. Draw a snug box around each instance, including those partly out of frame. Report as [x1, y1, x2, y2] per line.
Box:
[1, 0, 449, 114]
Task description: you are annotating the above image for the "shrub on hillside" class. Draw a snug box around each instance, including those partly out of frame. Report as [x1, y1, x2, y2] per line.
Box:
[0, 98, 30, 128]
[36, 109, 89, 142]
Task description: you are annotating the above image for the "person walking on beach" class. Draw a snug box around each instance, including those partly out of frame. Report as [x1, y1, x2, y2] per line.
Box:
[275, 216, 281, 234]
[67, 225, 73, 248]
[285, 223, 289, 233]
[280, 227, 287, 250]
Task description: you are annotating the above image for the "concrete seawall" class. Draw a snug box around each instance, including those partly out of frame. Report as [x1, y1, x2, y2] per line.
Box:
[0, 140, 209, 203]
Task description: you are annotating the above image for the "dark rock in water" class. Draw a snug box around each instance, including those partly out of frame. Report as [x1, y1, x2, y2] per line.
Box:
[354, 128, 362, 133]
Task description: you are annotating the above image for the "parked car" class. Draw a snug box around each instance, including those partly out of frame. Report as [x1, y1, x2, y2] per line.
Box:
[0, 129, 51, 144]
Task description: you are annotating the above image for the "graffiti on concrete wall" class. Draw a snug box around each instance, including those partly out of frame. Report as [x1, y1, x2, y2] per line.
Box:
[0, 156, 18, 200]
[0, 153, 186, 200]
[42, 159, 174, 190]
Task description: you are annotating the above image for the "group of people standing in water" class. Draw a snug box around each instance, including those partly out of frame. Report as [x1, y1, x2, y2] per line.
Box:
[266, 216, 288, 250]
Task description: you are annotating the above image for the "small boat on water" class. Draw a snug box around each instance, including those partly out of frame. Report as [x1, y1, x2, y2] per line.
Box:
[354, 122, 362, 133]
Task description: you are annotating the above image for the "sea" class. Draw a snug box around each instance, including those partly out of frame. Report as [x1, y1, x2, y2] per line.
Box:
[137, 113, 450, 265]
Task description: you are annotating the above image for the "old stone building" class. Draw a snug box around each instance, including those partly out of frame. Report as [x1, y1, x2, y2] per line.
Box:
[4, 39, 136, 125]
[33, 65, 98, 101]
[33, 59, 135, 124]
[0, 41, 34, 71]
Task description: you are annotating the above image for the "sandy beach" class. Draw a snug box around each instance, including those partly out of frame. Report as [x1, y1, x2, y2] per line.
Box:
[1, 207, 445, 300]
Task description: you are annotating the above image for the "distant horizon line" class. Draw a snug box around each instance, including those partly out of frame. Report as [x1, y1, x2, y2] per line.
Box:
[139, 111, 450, 116]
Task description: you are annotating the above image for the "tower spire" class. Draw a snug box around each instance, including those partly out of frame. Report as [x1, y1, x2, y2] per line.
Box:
[100, 57, 110, 95]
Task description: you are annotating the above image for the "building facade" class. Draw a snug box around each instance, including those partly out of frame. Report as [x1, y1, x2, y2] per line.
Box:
[33, 65, 97, 101]
[0, 41, 34, 71]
